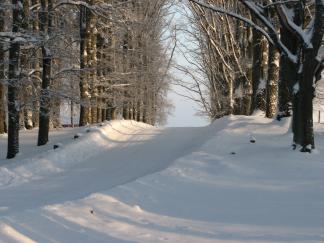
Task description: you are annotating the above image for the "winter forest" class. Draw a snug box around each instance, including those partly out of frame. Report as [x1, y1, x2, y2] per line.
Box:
[0, 0, 324, 242]
[0, 0, 174, 159]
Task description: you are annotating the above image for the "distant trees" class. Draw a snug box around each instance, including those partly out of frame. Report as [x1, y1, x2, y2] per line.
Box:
[183, 0, 323, 151]
[0, 0, 173, 159]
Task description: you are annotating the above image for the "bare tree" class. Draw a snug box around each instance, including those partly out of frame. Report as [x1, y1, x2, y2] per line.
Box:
[188, 0, 324, 151]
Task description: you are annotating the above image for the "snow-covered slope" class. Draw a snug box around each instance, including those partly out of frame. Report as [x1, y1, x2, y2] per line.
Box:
[0, 116, 324, 242]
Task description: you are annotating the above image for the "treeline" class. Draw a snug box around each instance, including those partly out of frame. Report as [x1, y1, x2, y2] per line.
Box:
[181, 0, 323, 151]
[0, 0, 172, 159]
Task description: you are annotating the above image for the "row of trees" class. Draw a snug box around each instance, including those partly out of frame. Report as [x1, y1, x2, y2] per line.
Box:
[179, 0, 323, 151]
[0, 0, 173, 159]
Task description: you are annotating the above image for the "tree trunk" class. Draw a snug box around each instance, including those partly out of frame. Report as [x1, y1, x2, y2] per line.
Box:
[89, 6, 98, 124]
[0, 9, 6, 134]
[79, 5, 90, 126]
[101, 108, 106, 122]
[71, 100, 74, 127]
[21, 0, 33, 130]
[123, 101, 129, 120]
[292, 0, 323, 151]
[278, 3, 304, 119]
[265, 43, 279, 118]
[278, 34, 297, 119]
[250, 15, 263, 114]
[293, 50, 316, 151]
[31, 0, 41, 128]
[38, 0, 52, 146]
[7, 0, 23, 159]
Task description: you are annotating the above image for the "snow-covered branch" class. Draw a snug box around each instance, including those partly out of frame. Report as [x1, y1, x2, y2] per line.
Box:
[188, 0, 298, 63]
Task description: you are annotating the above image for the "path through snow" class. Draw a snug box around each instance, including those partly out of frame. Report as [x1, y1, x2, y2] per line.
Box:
[0, 120, 218, 216]
[0, 117, 324, 242]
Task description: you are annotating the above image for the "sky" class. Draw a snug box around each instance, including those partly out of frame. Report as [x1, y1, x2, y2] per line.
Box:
[165, 4, 209, 128]
[166, 85, 209, 127]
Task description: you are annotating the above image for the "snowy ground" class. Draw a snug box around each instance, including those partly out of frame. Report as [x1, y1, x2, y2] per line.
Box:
[0, 115, 324, 242]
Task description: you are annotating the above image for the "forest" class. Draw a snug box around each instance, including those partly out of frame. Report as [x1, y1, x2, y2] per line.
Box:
[0, 1, 324, 241]
[0, 0, 323, 160]
[177, 0, 323, 151]
[0, 0, 173, 159]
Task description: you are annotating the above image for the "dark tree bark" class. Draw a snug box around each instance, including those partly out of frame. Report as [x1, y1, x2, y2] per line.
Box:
[7, 0, 24, 158]
[37, 0, 53, 146]
[136, 99, 141, 122]
[123, 100, 130, 120]
[278, 3, 303, 119]
[293, 1, 323, 151]
[250, 14, 263, 114]
[0, 9, 6, 134]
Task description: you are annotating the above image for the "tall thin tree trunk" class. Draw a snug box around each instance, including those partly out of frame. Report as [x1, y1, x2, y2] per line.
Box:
[22, 0, 33, 130]
[7, 0, 23, 158]
[250, 15, 263, 114]
[31, 0, 41, 128]
[79, 5, 90, 126]
[71, 100, 74, 127]
[266, 44, 279, 118]
[38, 0, 52, 146]
[89, 5, 98, 124]
[0, 9, 6, 134]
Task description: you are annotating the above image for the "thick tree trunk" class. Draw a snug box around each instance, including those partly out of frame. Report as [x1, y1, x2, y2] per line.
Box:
[292, 0, 323, 151]
[278, 3, 304, 119]
[293, 51, 316, 151]
[7, 0, 23, 158]
[278, 31, 298, 119]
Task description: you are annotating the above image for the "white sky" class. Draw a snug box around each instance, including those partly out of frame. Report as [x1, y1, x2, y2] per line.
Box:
[165, 4, 209, 128]
[166, 85, 209, 127]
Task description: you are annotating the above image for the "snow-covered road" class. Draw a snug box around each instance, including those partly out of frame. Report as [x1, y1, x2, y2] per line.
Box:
[0, 121, 216, 216]
[1, 117, 324, 242]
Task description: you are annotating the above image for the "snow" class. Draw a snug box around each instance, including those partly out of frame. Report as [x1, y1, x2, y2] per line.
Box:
[1, 116, 324, 242]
